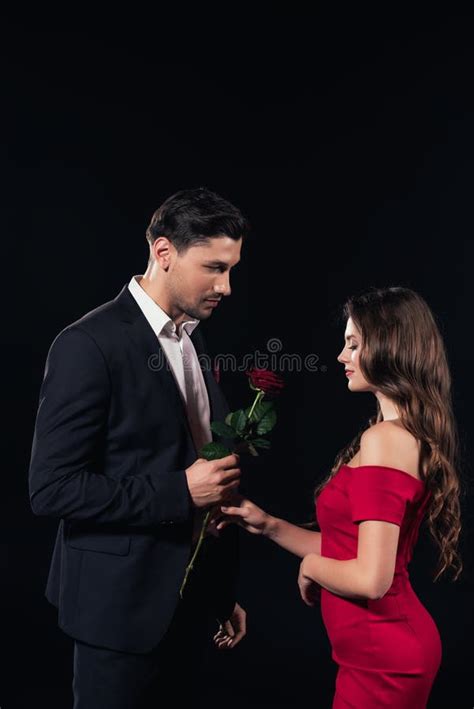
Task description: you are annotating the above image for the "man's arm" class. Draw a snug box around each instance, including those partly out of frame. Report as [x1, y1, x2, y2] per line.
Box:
[29, 326, 192, 526]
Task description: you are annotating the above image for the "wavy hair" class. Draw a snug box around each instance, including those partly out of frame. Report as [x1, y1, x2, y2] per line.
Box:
[313, 287, 463, 582]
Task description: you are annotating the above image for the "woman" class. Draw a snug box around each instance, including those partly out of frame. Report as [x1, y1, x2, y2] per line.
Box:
[215, 287, 463, 709]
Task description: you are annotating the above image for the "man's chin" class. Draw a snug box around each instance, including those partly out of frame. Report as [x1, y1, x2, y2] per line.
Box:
[184, 305, 213, 320]
[200, 300, 220, 317]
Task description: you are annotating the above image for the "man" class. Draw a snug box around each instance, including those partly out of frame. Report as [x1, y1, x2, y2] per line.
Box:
[28, 187, 249, 708]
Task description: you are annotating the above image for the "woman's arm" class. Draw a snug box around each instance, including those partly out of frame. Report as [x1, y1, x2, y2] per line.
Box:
[266, 516, 321, 558]
[218, 500, 321, 558]
[298, 517, 399, 602]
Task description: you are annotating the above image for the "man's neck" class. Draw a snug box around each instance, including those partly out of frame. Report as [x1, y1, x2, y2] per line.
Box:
[136, 275, 192, 331]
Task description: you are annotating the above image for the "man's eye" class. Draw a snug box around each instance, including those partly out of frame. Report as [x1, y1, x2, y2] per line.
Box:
[206, 266, 222, 271]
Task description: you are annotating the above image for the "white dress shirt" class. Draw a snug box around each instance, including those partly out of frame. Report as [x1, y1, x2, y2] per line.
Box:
[127, 275, 212, 454]
[128, 275, 212, 544]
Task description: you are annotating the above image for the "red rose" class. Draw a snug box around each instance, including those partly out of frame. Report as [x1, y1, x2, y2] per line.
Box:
[246, 368, 285, 396]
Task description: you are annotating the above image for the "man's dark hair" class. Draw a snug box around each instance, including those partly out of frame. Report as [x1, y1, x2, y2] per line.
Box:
[145, 187, 250, 254]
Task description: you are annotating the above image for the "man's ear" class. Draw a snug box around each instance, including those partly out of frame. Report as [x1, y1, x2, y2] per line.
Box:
[153, 236, 174, 271]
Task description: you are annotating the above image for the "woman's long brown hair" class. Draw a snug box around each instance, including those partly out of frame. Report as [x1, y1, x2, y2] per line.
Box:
[313, 287, 463, 582]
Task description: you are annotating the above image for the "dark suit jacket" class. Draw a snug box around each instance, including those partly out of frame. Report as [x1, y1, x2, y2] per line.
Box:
[28, 283, 239, 653]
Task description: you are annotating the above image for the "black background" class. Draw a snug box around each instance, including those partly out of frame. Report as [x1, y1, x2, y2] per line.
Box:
[3, 7, 474, 708]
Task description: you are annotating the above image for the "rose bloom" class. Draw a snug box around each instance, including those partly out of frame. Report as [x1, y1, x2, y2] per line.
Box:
[246, 368, 285, 396]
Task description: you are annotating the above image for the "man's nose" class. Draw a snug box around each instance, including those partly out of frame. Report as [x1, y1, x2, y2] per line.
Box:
[214, 274, 231, 296]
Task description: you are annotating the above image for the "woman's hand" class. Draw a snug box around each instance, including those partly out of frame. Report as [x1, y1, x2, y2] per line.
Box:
[216, 496, 273, 536]
[298, 554, 322, 606]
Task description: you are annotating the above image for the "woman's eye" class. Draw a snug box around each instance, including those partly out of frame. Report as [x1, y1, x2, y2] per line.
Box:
[349, 345, 358, 350]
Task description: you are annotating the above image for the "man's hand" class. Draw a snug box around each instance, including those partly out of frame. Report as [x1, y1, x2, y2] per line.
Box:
[213, 602, 247, 650]
[185, 454, 241, 508]
[298, 554, 322, 607]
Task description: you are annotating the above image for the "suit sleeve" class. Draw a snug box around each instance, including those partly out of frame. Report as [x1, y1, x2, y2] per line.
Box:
[28, 326, 192, 525]
[211, 524, 240, 622]
[202, 362, 240, 622]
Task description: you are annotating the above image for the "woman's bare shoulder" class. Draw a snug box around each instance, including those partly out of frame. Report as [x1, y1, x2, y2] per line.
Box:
[358, 421, 421, 479]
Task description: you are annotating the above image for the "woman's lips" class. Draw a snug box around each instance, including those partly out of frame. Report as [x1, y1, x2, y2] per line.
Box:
[345, 370, 354, 377]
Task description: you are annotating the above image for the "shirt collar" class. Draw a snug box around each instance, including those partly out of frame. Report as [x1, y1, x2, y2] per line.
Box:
[128, 275, 200, 339]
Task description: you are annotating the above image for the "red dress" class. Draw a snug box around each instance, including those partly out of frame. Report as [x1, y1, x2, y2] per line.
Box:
[315, 464, 442, 709]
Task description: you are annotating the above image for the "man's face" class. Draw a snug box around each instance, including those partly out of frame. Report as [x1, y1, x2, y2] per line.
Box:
[167, 236, 242, 321]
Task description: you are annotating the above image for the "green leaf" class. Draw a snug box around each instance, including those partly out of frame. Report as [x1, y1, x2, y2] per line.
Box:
[248, 400, 275, 424]
[249, 438, 271, 450]
[256, 406, 277, 435]
[210, 421, 238, 439]
[230, 409, 248, 435]
[199, 442, 232, 461]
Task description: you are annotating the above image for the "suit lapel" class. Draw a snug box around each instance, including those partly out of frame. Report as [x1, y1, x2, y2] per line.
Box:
[114, 284, 191, 426]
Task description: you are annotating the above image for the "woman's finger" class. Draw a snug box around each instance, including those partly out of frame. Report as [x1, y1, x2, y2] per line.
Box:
[222, 481, 241, 497]
[216, 516, 248, 531]
[220, 505, 246, 516]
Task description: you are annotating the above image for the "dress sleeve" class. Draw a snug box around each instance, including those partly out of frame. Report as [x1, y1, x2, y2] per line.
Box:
[348, 466, 415, 526]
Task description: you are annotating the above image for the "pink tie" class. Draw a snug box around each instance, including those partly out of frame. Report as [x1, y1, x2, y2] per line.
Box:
[181, 327, 211, 455]
[181, 326, 212, 545]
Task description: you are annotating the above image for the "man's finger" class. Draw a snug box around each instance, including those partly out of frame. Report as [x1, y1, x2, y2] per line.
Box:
[224, 620, 236, 637]
[232, 628, 246, 644]
[219, 469, 241, 485]
[220, 453, 240, 468]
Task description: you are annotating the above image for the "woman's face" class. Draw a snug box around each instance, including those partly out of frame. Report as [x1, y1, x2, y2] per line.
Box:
[337, 317, 372, 392]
